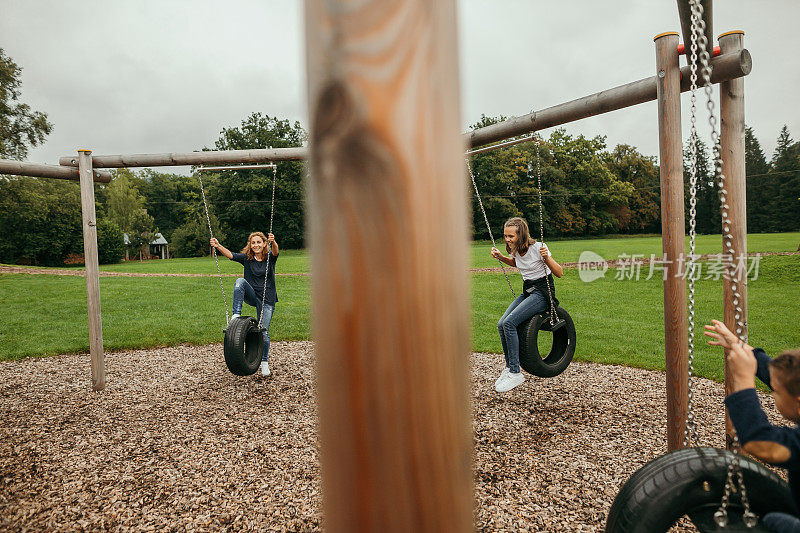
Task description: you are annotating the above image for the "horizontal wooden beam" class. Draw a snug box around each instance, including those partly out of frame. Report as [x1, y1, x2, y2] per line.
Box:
[0, 158, 112, 183]
[197, 164, 277, 172]
[464, 49, 750, 150]
[59, 147, 307, 169]
[57, 50, 751, 168]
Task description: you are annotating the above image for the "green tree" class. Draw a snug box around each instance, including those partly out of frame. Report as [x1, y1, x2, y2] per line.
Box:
[745, 126, 771, 232]
[96, 218, 125, 264]
[466, 115, 524, 239]
[0, 177, 82, 265]
[105, 170, 158, 258]
[208, 113, 307, 249]
[171, 206, 225, 258]
[770, 126, 800, 231]
[603, 144, 661, 233]
[0, 48, 53, 159]
[683, 136, 720, 234]
[544, 130, 633, 236]
[466, 120, 638, 239]
[136, 169, 201, 241]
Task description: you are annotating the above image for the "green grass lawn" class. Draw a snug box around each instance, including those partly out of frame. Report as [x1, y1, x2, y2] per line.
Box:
[0, 274, 311, 360]
[5, 232, 797, 275]
[1, 235, 797, 384]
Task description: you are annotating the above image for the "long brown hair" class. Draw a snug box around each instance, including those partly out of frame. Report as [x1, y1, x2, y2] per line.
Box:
[241, 231, 268, 260]
[504, 217, 537, 256]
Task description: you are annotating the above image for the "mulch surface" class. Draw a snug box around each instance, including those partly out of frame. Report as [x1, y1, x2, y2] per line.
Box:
[0, 342, 783, 531]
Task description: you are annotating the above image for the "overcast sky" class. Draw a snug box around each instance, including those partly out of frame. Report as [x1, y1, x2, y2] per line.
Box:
[2, 1, 798, 174]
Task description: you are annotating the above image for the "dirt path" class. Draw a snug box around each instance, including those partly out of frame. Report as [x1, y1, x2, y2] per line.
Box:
[2, 251, 796, 278]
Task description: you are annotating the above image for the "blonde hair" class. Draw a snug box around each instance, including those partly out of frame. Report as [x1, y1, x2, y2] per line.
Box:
[504, 217, 537, 256]
[241, 231, 268, 260]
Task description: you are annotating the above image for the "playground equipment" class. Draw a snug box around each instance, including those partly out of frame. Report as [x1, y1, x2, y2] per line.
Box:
[0, 1, 756, 529]
[606, 5, 792, 530]
[198, 163, 279, 376]
[466, 138, 576, 378]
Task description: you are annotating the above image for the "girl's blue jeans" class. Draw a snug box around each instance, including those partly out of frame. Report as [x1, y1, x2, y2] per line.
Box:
[763, 512, 800, 533]
[497, 290, 547, 373]
[232, 278, 274, 362]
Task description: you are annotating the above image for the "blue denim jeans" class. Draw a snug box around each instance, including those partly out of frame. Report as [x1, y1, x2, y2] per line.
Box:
[497, 290, 548, 373]
[763, 512, 800, 533]
[232, 278, 275, 362]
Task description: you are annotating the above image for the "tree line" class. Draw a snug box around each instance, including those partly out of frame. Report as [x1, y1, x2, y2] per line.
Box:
[1, 48, 798, 265]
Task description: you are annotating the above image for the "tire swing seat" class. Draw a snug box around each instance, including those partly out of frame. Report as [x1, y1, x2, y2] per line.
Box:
[517, 305, 576, 378]
[223, 316, 264, 376]
[605, 447, 797, 532]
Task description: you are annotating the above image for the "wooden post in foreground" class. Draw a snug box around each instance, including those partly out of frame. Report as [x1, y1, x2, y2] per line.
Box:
[77, 150, 105, 392]
[655, 32, 688, 451]
[719, 30, 747, 448]
[304, 1, 472, 530]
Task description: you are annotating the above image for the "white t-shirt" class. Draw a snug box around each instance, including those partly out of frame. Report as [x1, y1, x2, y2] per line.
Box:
[513, 241, 552, 280]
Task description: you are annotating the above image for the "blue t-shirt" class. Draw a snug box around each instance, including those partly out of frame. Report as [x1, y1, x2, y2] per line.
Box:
[725, 348, 800, 512]
[230, 252, 279, 305]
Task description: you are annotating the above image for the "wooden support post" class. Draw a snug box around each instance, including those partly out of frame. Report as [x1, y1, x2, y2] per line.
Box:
[676, 0, 713, 67]
[655, 32, 688, 451]
[304, 1, 472, 531]
[719, 30, 747, 448]
[78, 150, 105, 392]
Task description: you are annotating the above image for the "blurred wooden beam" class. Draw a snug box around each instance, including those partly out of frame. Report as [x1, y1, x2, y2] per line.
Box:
[304, 0, 473, 530]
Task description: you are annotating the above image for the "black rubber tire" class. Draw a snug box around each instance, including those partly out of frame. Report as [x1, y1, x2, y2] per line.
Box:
[517, 306, 576, 377]
[606, 447, 798, 532]
[223, 316, 264, 376]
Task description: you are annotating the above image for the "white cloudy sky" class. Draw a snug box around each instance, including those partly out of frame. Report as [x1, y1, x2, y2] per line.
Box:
[2, 1, 798, 173]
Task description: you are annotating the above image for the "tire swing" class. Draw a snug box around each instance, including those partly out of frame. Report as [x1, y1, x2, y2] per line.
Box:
[607, 6, 795, 530]
[606, 447, 795, 532]
[198, 163, 278, 376]
[518, 137, 575, 377]
[466, 137, 575, 378]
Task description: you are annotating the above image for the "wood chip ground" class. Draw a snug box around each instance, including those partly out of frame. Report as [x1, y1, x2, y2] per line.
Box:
[0, 342, 783, 531]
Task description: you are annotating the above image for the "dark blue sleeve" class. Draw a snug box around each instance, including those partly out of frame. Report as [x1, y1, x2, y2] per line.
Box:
[753, 348, 772, 390]
[725, 388, 800, 469]
[230, 252, 246, 265]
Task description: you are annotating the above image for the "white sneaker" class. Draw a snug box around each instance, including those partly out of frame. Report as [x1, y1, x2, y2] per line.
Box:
[494, 367, 510, 387]
[495, 371, 525, 393]
[231, 313, 241, 320]
[260, 361, 270, 376]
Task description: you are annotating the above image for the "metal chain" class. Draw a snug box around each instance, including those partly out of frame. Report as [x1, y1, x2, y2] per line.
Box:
[534, 136, 558, 326]
[258, 164, 278, 329]
[688, 0, 756, 527]
[683, 5, 701, 449]
[198, 172, 229, 325]
[466, 157, 516, 297]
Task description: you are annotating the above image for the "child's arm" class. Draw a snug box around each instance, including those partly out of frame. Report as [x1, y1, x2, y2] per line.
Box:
[711, 320, 800, 465]
[705, 319, 771, 387]
[210, 238, 234, 260]
[491, 247, 516, 267]
[725, 389, 800, 464]
[539, 244, 563, 278]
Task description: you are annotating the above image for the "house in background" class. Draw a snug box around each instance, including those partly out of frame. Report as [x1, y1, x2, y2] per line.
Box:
[123, 233, 170, 260]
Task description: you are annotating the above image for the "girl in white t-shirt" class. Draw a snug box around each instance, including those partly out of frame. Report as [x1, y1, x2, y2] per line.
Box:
[490, 217, 563, 392]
